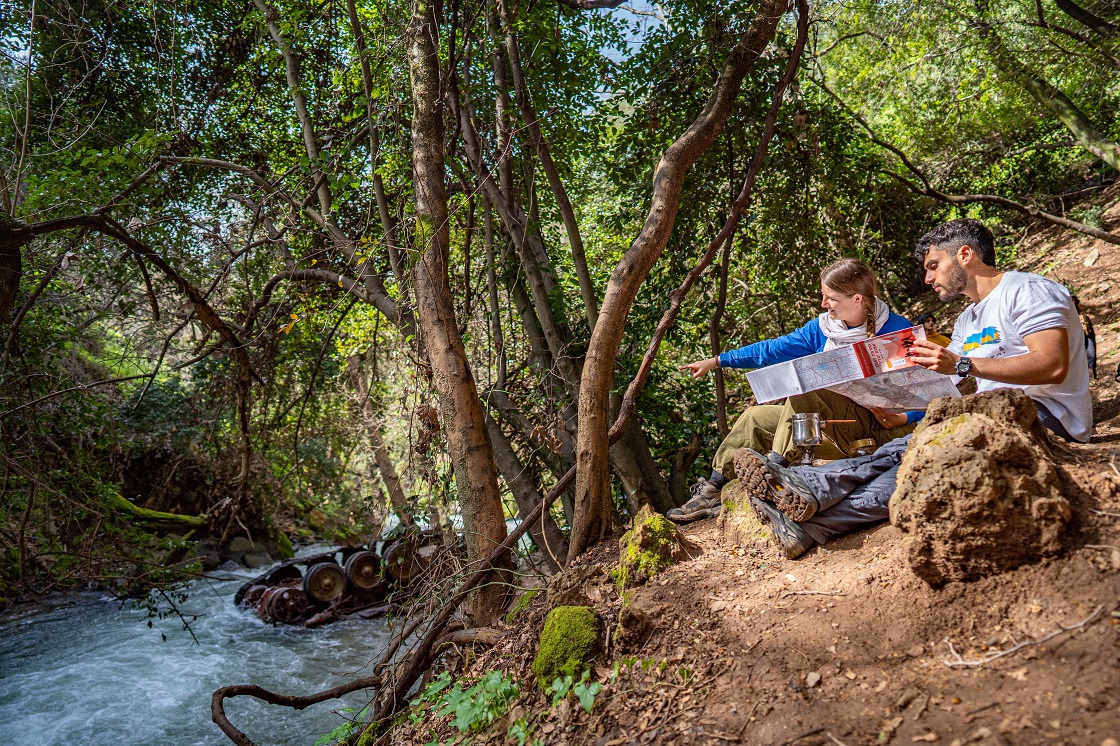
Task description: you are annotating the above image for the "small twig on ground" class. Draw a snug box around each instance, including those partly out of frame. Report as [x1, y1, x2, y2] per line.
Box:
[776, 727, 826, 746]
[1089, 509, 1120, 518]
[737, 699, 764, 737]
[941, 605, 1105, 668]
[781, 590, 846, 598]
[825, 732, 850, 746]
[1110, 456, 1119, 479]
[964, 701, 999, 720]
[1085, 544, 1120, 551]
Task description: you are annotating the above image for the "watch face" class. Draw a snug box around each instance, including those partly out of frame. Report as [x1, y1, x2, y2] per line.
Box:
[956, 358, 971, 376]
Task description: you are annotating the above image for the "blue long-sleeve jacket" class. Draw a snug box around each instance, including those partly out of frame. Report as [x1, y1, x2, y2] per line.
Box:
[718, 312, 924, 424]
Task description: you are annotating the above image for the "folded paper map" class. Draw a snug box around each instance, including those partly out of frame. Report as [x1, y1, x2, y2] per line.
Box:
[745, 326, 960, 412]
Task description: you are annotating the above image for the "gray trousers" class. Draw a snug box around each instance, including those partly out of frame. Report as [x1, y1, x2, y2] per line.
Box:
[791, 434, 912, 545]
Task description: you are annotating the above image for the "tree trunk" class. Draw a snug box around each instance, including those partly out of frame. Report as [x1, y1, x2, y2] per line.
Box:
[570, 0, 787, 562]
[1054, 0, 1118, 36]
[346, 357, 413, 527]
[0, 215, 21, 324]
[669, 432, 703, 506]
[609, 412, 677, 515]
[483, 411, 568, 572]
[407, 0, 512, 625]
[499, 0, 600, 333]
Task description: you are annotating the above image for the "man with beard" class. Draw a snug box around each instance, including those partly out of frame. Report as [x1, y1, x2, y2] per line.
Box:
[908, 218, 1092, 443]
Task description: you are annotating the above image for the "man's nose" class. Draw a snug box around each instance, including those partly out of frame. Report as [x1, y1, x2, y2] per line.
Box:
[924, 271, 934, 285]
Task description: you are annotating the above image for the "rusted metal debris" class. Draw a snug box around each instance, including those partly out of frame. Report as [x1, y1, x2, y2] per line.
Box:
[233, 531, 444, 627]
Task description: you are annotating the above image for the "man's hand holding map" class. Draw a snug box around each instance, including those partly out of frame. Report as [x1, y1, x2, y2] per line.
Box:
[746, 326, 960, 412]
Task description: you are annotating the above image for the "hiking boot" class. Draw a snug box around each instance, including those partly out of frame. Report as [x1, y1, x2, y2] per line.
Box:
[766, 450, 789, 467]
[667, 478, 722, 524]
[733, 448, 821, 521]
[748, 496, 816, 560]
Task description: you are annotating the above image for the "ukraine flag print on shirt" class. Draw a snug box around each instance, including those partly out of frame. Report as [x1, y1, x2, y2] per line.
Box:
[961, 326, 1001, 353]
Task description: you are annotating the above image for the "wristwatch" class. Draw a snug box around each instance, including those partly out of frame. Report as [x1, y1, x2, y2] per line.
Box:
[955, 357, 973, 378]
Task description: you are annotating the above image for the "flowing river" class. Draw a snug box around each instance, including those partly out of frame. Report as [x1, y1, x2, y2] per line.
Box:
[0, 563, 392, 746]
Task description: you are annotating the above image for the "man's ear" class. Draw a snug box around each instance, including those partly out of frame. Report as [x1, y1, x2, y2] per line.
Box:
[957, 244, 976, 267]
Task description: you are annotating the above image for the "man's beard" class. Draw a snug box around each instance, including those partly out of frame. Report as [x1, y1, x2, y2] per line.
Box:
[937, 258, 968, 300]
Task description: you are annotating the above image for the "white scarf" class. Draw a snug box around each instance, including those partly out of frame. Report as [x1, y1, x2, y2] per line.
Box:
[819, 298, 891, 350]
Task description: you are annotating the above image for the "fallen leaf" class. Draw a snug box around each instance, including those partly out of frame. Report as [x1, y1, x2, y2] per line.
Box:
[911, 733, 939, 742]
[785, 573, 797, 583]
[1006, 668, 1028, 681]
[878, 716, 903, 733]
[845, 670, 857, 680]
[875, 680, 888, 693]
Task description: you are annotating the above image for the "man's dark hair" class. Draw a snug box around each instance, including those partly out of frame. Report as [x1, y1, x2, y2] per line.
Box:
[913, 218, 996, 266]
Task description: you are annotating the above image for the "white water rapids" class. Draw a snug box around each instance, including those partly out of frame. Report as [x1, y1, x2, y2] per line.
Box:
[0, 563, 392, 746]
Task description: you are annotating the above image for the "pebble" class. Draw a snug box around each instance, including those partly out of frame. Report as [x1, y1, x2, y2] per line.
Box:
[1084, 248, 1101, 267]
[806, 671, 821, 688]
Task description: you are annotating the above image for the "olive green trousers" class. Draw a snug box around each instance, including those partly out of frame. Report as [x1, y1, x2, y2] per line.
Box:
[711, 389, 916, 478]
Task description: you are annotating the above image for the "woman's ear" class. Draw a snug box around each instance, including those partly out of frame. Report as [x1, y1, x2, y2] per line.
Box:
[851, 293, 864, 307]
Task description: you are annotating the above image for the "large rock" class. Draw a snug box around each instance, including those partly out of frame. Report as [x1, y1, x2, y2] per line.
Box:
[889, 389, 1071, 584]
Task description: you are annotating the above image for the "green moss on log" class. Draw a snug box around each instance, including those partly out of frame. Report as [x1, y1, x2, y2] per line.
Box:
[107, 492, 207, 535]
[531, 605, 599, 688]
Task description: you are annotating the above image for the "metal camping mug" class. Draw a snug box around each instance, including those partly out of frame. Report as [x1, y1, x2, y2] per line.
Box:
[791, 413, 822, 448]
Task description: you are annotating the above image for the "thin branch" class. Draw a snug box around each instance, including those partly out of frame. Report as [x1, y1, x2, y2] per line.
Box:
[1, 242, 78, 371]
[556, 0, 625, 9]
[132, 254, 160, 320]
[0, 374, 151, 420]
[941, 605, 1105, 668]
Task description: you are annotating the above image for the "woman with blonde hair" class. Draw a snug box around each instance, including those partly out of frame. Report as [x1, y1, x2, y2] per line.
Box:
[670, 258, 920, 523]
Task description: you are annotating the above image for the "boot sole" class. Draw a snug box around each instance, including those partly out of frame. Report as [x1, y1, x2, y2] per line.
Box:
[733, 449, 818, 522]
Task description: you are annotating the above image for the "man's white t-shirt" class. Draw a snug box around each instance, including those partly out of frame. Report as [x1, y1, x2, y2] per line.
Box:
[948, 271, 1092, 442]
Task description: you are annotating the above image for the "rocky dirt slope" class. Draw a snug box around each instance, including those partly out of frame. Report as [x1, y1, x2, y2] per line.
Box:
[385, 193, 1120, 746]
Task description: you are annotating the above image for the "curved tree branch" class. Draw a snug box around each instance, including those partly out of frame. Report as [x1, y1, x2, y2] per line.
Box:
[571, 0, 790, 559]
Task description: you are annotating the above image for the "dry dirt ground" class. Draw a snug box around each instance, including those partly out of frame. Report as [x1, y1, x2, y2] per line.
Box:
[388, 199, 1120, 746]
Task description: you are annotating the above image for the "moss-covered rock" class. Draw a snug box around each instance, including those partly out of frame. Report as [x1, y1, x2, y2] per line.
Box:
[717, 480, 772, 552]
[614, 505, 696, 587]
[504, 587, 540, 625]
[531, 605, 600, 688]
